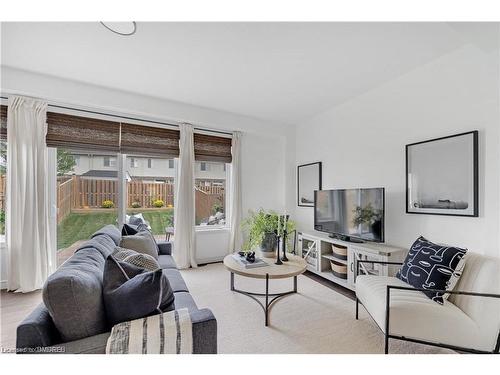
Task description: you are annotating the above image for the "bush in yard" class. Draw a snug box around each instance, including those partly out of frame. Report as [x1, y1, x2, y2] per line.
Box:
[131, 201, 141, 208]
[101, 200, 115, 209]
[153, 199, 164, 208]
[212, 202, 224, 214]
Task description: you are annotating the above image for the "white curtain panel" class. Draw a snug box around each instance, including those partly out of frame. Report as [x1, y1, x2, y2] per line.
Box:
[173, 124, 197, 269]
[7, 96, 55, 292]
[229, 131, 242, 253]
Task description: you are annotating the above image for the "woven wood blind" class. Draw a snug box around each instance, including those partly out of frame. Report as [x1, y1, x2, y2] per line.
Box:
[1, 105, 232, 161]
[120, 122, 179, 157]
[194, 133, 232, 163]
[46, 112, 121, 151]
[0, 105, 6, 141]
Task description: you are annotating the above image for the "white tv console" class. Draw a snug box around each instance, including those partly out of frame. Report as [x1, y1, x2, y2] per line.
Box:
[297, 231, 407, 291]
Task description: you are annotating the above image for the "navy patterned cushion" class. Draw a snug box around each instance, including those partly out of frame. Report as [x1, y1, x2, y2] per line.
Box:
[396, 236, 467, 304]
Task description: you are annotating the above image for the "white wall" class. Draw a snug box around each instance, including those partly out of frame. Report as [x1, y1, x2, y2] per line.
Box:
[0, 68, 287, 280]
[293, 45, 500, 257]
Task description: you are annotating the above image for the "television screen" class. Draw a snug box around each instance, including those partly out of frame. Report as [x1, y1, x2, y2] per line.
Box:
[314, 188, 385, 242]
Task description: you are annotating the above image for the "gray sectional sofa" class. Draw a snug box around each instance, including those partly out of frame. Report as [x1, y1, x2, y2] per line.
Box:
[16, 225, 217, 354]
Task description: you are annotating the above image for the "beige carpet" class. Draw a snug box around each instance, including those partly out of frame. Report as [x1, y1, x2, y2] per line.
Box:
[180, 263, 452, 354]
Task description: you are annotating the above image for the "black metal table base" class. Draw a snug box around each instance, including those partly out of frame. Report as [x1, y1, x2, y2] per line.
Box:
[230, 272, 298, 326]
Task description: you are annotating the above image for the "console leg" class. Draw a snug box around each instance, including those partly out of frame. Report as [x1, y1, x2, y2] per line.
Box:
[293, 276, 297, 293]
[230, 272, 234, 291]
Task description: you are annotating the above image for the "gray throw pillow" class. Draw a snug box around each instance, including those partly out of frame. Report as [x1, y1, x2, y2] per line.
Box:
[103, 256, 175, 327]
[120, 231, 158, 260]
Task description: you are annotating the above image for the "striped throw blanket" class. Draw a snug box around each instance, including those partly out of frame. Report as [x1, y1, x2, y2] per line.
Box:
[106, 309, 193, 354]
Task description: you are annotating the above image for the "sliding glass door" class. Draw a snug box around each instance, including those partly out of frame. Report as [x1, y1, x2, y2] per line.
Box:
[55, 148, 119, 264]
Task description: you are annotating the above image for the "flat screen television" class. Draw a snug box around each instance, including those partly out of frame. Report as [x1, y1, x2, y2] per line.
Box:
[314, 188, 385, 243]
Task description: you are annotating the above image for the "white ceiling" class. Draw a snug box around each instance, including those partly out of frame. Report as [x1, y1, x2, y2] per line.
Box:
[1, 22, 498, 125]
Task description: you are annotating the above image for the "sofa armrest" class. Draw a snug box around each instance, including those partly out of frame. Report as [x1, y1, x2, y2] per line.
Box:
[190, 308, 217, 354]
[16, 303, 61, 353]
[157, 241, 172, 255]
[356, 260, 404, 277]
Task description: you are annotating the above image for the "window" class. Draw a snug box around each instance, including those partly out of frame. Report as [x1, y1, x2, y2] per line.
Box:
[147, 158, 152, 168]
[168, 159, 174, 169]
[126, 155, 175, 238]
[195, 161, 228, 227]
[56, 148, 118, 256]
[130, 157, 138, 168]
[103, 156, 116, 167]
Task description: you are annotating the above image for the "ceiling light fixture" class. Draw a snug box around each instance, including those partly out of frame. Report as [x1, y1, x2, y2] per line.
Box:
[100, 22, 137, 36]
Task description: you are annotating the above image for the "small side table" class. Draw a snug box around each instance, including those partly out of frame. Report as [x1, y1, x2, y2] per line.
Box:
[223, 254, 307, 326]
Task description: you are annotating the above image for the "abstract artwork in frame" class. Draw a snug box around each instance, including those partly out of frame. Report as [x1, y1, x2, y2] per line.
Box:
[297, 162, 322, 207]
[406, 131, 478, 217]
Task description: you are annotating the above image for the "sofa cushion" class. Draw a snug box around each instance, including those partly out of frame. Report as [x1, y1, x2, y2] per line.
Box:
[158, 254, 177, 269]
[396, 236, 467, 304]
[76, 236, 115, 259]
[91, 224, 121, 246]
[120, 231, 158, 260]
[103, 256, 175, 326]
[356, 275, 494, 352]
[163, 269, 189, 293]
[42, 248, 108, 342]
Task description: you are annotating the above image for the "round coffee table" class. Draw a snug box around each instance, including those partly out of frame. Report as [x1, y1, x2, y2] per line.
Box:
[223, 253, 307, 326]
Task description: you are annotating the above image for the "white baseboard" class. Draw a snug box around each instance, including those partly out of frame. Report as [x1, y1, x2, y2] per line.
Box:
[1, 280, 7, 290]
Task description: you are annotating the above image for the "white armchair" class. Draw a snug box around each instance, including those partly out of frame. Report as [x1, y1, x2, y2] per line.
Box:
[355, 253, 500, 354]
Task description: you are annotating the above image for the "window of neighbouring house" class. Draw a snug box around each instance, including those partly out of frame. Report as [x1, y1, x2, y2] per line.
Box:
[148, 158, 152, 168]
[200, 162, 207, 171]
[168, 159, 174, 169]
[103, 156, 116, 167]
[130, 157, 138, 168]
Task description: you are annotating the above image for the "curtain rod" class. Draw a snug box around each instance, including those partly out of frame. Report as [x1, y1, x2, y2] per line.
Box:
[0, 95, 233, 137]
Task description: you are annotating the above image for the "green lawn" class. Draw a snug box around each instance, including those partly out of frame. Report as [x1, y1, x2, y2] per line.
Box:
[57, 209, 174, 250]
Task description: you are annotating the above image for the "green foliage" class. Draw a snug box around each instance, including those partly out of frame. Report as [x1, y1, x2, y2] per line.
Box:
[131, 201, 141, 208]
[212, 202, 224, 214]
[352, 203, 381, 226]
[153, 199, 165, 208]
[0, 141, 6, 175]
[101, 200, 115, 209]
[57, 149, 77, 176]
[241, 209, 296, 251]
[0, 209, 5, 235]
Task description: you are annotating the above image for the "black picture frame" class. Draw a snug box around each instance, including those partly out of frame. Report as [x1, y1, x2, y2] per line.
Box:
[405, 131, 478, 217]
[297, 162, 322, 207]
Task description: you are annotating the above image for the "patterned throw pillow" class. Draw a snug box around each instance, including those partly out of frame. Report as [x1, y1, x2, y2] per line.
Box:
[396, 236, 467, 304]
[112, 247, 138, 261]
[113, 247, 160, 271]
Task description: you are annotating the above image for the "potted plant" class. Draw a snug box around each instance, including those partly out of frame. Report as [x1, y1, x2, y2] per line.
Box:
[241, 209, 296, 257]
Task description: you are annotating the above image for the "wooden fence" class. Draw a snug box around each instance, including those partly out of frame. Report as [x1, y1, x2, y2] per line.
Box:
[55, 176, 224, 223]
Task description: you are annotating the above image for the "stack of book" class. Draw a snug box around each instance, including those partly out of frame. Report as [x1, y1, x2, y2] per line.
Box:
[231, 253, 269, 269]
